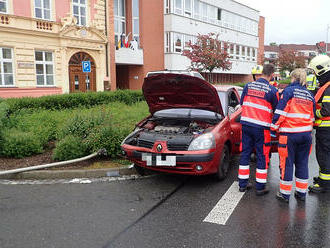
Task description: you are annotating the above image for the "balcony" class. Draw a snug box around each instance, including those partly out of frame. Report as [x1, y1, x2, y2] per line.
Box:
[115, 47, 144, 65]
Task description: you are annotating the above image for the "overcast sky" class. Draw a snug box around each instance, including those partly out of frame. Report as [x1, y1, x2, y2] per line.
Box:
[235, 0, 330, 45]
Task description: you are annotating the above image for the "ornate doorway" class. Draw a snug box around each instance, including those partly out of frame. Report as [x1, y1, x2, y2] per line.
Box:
[68, 52, 96, 92]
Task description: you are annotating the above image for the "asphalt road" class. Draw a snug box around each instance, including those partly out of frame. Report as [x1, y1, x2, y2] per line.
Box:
[1, 141, 330, 248]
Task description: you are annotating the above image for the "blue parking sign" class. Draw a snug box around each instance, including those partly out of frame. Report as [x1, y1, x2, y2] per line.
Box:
[82, 61, 91, 73]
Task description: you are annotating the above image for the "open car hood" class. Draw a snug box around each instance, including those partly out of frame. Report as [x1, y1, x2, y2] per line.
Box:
[142, 73, 224, 116]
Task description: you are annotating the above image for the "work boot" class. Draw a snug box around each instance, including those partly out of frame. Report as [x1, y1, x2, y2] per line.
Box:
[294, 191, 306, 202]
[276, 191, 289, 203]
[239, 182, 252, 192]
[256, 187, 269, 196]
[309, 183, 326, 193]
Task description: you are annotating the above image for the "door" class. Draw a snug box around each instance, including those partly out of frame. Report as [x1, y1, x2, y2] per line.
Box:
[228, 90, 242, 154]
[68, 52, 96, 93]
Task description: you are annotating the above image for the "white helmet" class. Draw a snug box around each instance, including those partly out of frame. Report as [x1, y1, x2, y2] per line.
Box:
[308, 55, 330, 77]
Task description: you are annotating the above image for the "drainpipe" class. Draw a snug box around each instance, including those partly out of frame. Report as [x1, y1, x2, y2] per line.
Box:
[0, 149, 107, 176]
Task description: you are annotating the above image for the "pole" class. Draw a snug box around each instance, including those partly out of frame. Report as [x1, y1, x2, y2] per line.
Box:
[327, 24, 329, 55]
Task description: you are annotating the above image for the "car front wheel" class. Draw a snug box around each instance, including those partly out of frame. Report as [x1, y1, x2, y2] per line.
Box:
[215, 144, 230, 181]
[134, 164, 146, 176]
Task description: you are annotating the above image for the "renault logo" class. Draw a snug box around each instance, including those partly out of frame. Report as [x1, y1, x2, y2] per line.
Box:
[156, 144, 163, 152]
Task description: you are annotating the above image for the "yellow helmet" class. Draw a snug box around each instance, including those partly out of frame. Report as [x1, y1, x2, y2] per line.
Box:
[251, 65, 263, 75]
[308, 55, 330, 77]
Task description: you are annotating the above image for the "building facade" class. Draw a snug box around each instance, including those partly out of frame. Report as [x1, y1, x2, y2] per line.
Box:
[0, 0, 108, 98]
[0, 0, 265, 98]
[109, 0, 265, 90]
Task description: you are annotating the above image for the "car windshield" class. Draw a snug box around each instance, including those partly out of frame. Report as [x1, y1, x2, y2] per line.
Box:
[153, 108, 222, 121]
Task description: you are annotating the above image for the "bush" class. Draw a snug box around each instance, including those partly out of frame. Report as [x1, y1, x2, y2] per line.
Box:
[4, 90, 144, 115]
[57, 110, 109, 140]
[52, 135, 88, 161]
[0, 129, 43, 158]
[85, 125, 129, 158]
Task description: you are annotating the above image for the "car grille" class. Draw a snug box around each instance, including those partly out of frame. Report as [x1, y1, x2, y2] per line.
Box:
[167, 144, 189, 151]
[137, 140, 189, 151]
[137, 140, 154, 149]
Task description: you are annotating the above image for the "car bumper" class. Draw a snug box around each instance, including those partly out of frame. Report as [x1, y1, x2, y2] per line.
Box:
[122, 145, 217, 175]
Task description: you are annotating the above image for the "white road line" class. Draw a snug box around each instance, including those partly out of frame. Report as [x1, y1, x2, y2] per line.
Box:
[203, 181, 245, 225]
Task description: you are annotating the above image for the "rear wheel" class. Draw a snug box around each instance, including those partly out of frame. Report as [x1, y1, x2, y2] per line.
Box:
[134, 164, 146, 176]
[215, 145, 230, 181]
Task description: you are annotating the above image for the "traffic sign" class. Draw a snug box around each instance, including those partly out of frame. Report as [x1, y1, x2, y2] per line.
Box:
[82, 61, 91, 73]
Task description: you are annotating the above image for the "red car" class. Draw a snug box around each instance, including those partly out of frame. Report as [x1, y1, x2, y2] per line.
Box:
[121, 73, 243, 180]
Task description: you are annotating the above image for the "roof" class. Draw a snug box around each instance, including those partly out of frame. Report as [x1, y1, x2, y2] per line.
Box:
[264, 45, 280, 53]
[279, 44, 317, 51]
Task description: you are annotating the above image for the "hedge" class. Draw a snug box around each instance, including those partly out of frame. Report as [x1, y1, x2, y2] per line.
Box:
[4, 90, 144, 115]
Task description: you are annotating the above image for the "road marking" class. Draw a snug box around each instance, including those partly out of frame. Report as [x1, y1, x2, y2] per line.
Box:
[203, 181, 245, 225]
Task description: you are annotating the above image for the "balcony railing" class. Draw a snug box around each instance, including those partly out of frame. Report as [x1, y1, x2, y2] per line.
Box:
[36, 20, 53, 31]
[0, 15, 9, 24]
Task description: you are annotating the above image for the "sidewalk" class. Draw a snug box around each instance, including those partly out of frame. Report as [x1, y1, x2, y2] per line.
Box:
[0, 165, 138, 180]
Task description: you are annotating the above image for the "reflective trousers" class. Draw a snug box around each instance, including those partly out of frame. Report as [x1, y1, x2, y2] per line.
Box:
[238, 125, 271, 190]
[316, 128, 330, 188]
[278, 132, 312, 199]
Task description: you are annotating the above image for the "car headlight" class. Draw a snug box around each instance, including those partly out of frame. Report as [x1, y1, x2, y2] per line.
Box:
[121, 127, 141, 146]
[188, 133, 215, 151]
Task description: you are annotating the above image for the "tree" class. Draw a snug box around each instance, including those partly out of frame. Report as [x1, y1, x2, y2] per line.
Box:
[277, 49, 306, 74]
[269, 42, 278, 46]
[182, 33, 231, 82]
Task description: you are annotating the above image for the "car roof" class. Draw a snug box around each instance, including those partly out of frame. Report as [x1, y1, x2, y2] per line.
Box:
[146, 70, 205, 80]
[214, 85, 242, 92]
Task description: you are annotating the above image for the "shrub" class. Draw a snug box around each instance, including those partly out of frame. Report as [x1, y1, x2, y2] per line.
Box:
[4, 90, 144, 115]
[84, 125, 129, 158]
[52, 135, 88, 161]
[0, 129, 43, 158]
[57, 110, 109, 140]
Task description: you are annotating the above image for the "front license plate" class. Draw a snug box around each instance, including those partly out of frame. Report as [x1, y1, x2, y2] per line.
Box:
[142, 153, 176, 167]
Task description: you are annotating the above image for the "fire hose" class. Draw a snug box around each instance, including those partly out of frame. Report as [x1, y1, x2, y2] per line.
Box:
[0, 148, 107, 176]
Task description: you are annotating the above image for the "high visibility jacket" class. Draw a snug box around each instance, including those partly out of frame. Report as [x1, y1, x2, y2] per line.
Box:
[314, 81, 330, 128]
[240, 78, 279, 129]
[271, 82, 315, 133]
[306, 74, 317, 91]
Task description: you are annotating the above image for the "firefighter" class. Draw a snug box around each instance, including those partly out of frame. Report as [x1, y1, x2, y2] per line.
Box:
[271, 69, 315, 202]
[308, 55, 330, 193]
[238, 64, 279, 195]
[251, 65, 263, 81]
[306, 71, 318, 95]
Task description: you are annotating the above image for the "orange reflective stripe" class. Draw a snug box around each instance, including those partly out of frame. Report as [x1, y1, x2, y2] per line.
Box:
[296, 181, 308, 190]
[280, 183, 292, 191]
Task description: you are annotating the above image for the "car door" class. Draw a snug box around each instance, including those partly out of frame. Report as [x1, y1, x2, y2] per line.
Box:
[228, 89, 242, 154]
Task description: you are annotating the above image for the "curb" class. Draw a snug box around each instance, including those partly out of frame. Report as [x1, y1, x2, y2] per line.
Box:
[0, 166, 137, 180]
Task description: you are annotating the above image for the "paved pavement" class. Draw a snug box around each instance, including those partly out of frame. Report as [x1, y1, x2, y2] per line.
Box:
[1, 139, 330, 248]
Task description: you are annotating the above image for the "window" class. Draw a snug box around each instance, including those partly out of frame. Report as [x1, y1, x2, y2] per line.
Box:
[35, 51, 54, 86]
[73, 0, 87, 26]
[217, 8, 222, 20]
[165, 0, 171, 14]
[114, 0, 126, 46]
[35, 0, 51, 20]
[184, 0, 192, 16]
[174, 33, 183, 53]
[0, 48, 14, 86]
[202, 2, 207, 22]
[0, 0, 7, 13]
[132, 0, 139, 43]
[193, 0, 200, 19]
[175, 0, 183, 14]
[165, 32, 171, 53]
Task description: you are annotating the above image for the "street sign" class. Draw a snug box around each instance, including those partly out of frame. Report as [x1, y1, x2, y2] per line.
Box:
[82, 61, 91, 73]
